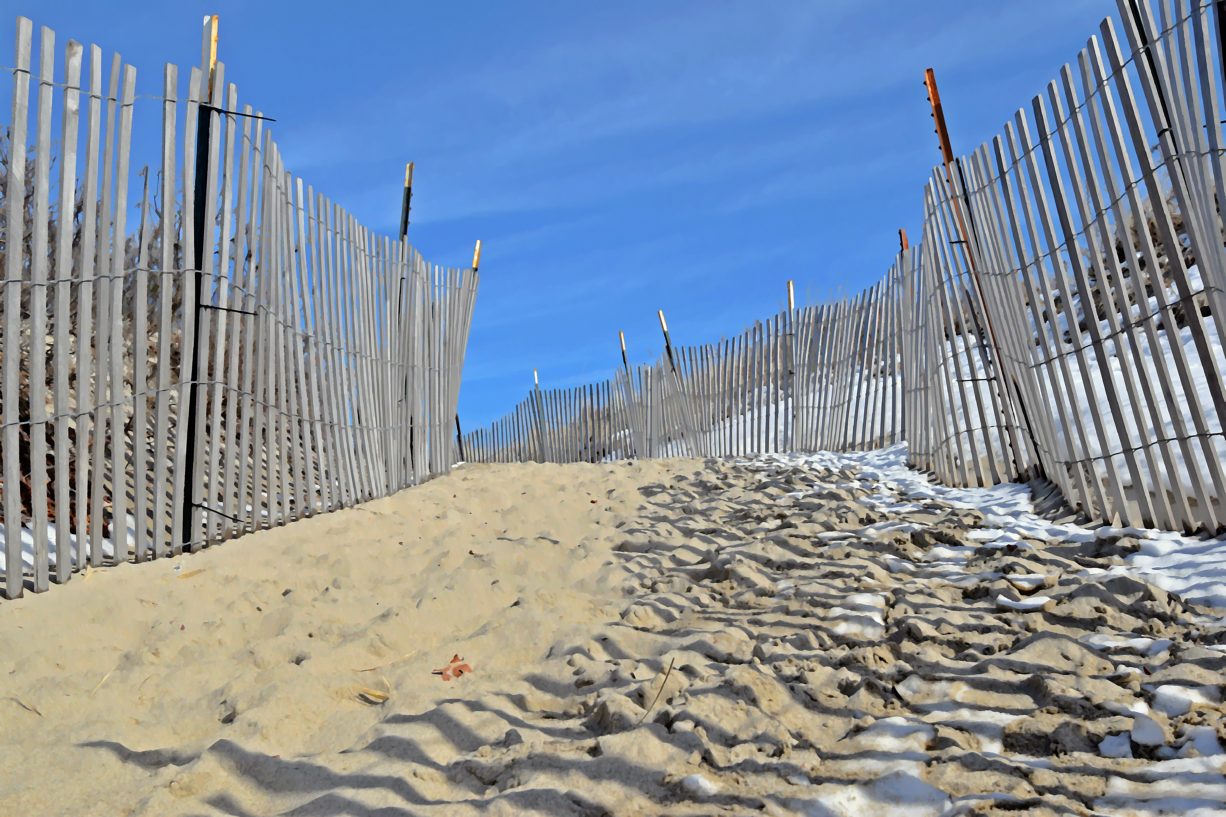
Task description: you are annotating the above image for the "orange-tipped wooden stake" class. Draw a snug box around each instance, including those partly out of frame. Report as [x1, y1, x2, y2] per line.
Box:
[898, 228, 909, 251]
[472, 239, 482, 272]
[923, 68, 954, 168]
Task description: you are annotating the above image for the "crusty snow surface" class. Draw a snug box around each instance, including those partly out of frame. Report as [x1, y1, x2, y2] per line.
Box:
[786, 444, 1226, 611]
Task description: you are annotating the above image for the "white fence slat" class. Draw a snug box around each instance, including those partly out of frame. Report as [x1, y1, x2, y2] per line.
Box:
[29, 26, 56, 590]
[3, 18, 33, 598]
[52, 38, 82, 582]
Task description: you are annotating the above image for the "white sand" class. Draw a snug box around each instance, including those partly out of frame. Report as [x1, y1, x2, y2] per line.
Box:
[2, 454, 1224, 816]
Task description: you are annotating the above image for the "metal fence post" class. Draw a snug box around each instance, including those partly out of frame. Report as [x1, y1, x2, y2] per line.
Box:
[399, 161, 414, 240]
[923, 67, 1038, 480]
[180, 15, 218, 550]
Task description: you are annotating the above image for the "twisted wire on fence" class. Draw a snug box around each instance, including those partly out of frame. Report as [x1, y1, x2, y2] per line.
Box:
[0, 18, 479, 599]
[464, 0, 1226, 536]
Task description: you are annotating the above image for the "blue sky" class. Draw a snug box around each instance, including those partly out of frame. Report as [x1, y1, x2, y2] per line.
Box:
[4, 0, 1112, 427]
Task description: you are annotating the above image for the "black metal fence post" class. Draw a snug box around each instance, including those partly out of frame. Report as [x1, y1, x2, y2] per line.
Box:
[180, 16, 217, 549]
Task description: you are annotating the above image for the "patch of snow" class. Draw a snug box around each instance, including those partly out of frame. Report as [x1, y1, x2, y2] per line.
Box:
[774, 444, 1226, 612]
[1004, 574, 1047, 591]
[0, 518, 123, 574]
[1097, 754, 1226, 814]
[1150, 685, 1220, 718]
[919, 707, 1022, 755]
[1100, 733, 1134, 759]
[995, 594, 1053, 611]
[1081, 634, 1173, 656]
[827, 592, 887, 640]
[1131, 714, 1166, 747]
[1176, 726, 1225, 759]
[679, 774, 719, 798]
[925, 545, 973, 562]
[788, 771, 951, 817]
[848, 717, 934, 754]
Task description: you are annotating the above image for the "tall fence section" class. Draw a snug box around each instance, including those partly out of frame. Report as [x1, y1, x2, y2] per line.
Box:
[464, 0, 1226, 536]
[0, 18, 479, 598]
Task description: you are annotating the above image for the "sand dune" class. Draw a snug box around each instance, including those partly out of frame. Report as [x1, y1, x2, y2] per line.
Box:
[2, 455, 1224, 816]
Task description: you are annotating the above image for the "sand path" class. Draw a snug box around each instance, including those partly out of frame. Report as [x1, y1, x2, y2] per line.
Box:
[2, 456, 1224, 816]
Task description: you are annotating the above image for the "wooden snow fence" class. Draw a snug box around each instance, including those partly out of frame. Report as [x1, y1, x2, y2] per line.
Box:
[0, 18, 479, 598]
[464, 0, 1226, 536]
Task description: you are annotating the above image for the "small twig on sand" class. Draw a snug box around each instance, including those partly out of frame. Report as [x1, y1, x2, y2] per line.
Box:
[356, 652, 416, 673]
[637, 657, 676, 725]
[91, 670, 113, 695]
[8, 697, 43, 717]
[356, 676, 392, 705]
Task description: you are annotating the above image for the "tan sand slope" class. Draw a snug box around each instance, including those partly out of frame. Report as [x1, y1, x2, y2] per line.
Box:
[2, 456, 1225, 816]
[0, 460, 677, 815]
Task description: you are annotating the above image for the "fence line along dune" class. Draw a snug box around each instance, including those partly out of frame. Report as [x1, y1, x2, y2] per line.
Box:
[2, 2, 1226, 816]
[464, 0, 1226, 539]
[0, 18, 479, 599]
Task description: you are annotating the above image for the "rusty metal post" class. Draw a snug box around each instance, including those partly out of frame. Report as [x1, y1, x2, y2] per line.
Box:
[922, 67, 1036, 477]
[923, 68, 955, 167]
[924, 68, 978, 260]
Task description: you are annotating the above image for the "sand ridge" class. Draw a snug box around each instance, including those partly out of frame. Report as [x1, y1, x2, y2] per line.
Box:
[2, 455, 1225, 815]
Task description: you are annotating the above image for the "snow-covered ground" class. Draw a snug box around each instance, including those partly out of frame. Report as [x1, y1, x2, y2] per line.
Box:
[782, 444, 1226, 611]
[0, 518, 124, 575]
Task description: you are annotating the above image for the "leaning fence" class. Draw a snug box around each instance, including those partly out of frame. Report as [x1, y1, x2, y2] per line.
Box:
[464, 0, 1226, 536]
[0, 18, 479, 599]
